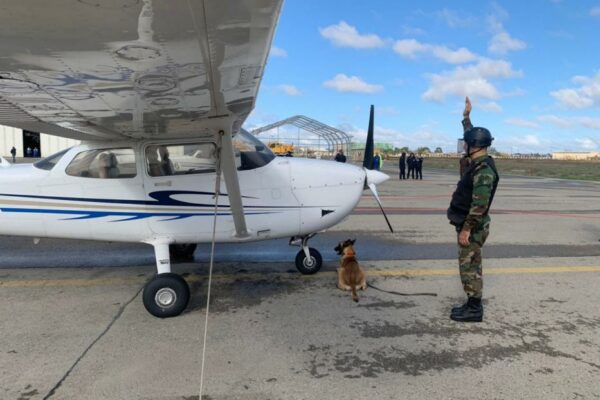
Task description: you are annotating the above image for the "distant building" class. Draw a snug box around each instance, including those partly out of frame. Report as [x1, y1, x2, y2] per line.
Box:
[1, 124, 79, 159]
[350, 142, 394, 161]
[552, 152, 599, 160]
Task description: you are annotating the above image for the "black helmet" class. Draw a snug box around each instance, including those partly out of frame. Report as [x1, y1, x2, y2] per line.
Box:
[464, 127, 493, 148]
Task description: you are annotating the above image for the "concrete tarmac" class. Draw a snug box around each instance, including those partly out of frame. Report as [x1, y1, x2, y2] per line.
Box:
[1, 167, 600, 400]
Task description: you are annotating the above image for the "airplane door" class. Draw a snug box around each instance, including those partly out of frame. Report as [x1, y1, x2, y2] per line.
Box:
[43, 146, 147, 242]
[142, 142, 231, 241]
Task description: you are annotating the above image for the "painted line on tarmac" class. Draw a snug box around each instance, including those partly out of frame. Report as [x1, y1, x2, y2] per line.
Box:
[2, 265, 600, 288]
[0, 277, 145, 288]
[353, 206, 600, 220]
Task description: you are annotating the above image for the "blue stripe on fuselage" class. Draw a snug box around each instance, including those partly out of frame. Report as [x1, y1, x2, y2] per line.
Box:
[0, 191, 249, 207]
[0, 207, 277, 222]
[0, 191, 304, 209]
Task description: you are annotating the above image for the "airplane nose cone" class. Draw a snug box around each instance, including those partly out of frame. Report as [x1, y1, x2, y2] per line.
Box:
[365, 169, 389, 186]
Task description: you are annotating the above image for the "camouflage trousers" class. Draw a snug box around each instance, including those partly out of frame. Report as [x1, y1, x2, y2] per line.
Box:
[457, 217, 490, 299]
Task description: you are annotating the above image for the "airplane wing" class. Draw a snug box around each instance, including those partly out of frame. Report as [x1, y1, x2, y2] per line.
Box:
[0, 0, 283, 237]
[0, 0, 282, 140]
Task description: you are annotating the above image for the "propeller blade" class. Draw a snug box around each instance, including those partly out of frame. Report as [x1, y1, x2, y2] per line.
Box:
[367, 182, 394, 233]
[362, 105, 375, 169]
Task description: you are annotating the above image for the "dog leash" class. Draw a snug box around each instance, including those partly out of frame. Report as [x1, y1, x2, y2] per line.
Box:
[367, 282, 437, 297]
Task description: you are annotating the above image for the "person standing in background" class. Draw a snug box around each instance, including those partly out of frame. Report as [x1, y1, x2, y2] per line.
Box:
[415, 154, 423, 180]
[372, 152, 381, 171]
[334, 149, 347, 163]
[10, 146, 16, 163]
[407, 152, 416, 179]
[399, 152, 406, 179]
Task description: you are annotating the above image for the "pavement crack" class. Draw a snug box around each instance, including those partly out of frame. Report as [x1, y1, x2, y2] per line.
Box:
[499, 321, 600, 371]
[42, 285, 144, 400]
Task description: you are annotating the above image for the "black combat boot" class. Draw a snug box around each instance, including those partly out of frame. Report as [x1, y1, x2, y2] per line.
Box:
[450, 297, 483, 322]
[451, 300, 469, 315]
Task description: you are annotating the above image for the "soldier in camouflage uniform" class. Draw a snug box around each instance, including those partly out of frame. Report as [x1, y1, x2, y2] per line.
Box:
[447, 97, 499, 322]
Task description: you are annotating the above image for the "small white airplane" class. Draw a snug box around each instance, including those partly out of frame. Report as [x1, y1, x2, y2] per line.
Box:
[0, 0, 391, 317]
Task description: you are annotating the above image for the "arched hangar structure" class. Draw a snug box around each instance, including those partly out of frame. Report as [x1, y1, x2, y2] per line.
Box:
[250, 115, 352, 158]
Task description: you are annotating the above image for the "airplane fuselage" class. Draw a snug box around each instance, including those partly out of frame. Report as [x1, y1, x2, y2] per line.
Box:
[0, 137, 366, 245]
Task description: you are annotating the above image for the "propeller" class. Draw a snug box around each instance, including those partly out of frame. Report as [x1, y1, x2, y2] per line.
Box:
[366, 174, 394, 233]
[361, 105, 394, 233]
[362, 105, 375, 169]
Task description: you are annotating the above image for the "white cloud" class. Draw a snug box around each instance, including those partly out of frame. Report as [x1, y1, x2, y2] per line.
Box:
[431, 46, 478, 64]
[393, 39, 428, 59]
[490, 3, 509, 22]
[319, 21, 385, 49]
[551, 71, 600, 109]
[437, 8, 477, 28]
[338, 122, 455, 150]
[504, 88, 527, 97]
[505, 118, 539, 129]
[489, 31, 527, 54]
[480, 101, 503, 113]
[486, 6, 527, 55]
[402, 25, 427, 36]
[575, 138, 599, 149]
[323, 74, 383, 94]
[537, 114, 570, 128]
[270, 46, 287, 57]
[514, 134, 541, 146]
[393, 39, 477, 64]
[577, 117, 600, 130]
[379, 106, 400, 116]
[590, 7, 600, 16]
[277, 84, 302, 96]
[422, 58, 522, 102]
[243, 109, 281, 132]
[537, 114, 600, 130]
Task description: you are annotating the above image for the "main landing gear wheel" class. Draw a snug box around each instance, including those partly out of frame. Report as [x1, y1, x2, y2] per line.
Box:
[169, 244, 197, 262]
[295, 248, 322, 275]
[143, 273, 190, 318]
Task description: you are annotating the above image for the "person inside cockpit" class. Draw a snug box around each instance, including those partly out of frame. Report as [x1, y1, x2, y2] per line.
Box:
[158, 146, 174, 176]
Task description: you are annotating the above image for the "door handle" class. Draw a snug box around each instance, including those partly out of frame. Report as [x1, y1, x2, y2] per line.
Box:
[154, 180, 172, 187]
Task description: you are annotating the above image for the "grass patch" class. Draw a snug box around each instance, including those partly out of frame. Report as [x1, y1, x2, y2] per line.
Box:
[420, 157, 600, 182]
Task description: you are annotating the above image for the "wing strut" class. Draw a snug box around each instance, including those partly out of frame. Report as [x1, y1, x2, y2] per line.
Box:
[219, 129, 250, 238]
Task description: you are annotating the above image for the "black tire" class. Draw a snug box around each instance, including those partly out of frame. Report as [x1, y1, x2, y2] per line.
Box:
[143, 273, 190, 318]
[169, 243, 197, 262]
[295, 248, 322, 275]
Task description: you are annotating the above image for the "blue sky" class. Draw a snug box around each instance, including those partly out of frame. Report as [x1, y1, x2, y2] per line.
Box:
[244, 0, 600, 153]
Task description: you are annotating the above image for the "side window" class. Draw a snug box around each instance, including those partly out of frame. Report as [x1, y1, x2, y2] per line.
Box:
[65, 148, 137, 179]
[145, 143, 215, 177]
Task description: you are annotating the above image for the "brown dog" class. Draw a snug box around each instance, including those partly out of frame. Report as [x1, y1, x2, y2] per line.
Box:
[334, 239, 366, 302]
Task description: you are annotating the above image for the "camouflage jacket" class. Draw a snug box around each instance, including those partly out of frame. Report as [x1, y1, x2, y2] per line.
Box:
[448, 116, 499, 230]
[463, 155, 498, 230]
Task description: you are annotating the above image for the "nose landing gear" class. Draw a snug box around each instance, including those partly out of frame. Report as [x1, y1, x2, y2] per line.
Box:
[290, 234, 322, 275]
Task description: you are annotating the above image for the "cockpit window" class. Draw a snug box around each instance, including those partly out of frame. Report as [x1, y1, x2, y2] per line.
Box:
[33, 148, 71, 171]
[66, 148, 136, 179]
[146, 143, 216, 177]
[233, 129, 275, 171]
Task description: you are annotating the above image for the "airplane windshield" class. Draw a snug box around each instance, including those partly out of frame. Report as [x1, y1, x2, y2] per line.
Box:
[233, 129, 275, 171]
[33, 148, 71, 171]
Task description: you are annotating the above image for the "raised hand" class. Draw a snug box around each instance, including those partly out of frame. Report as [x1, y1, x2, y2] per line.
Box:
[463, 96, 472, 118]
